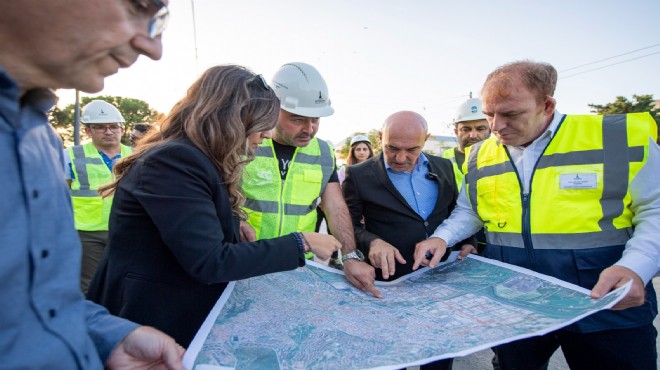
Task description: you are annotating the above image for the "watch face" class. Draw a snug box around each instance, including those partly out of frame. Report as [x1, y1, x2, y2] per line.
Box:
[342, 250, 364, 262]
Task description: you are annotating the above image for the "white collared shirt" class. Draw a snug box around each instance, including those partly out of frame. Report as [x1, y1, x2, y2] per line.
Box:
[506, 112, 562, 193]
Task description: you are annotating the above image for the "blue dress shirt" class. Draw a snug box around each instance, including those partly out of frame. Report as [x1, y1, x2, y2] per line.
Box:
[0, 68, 138, 369]
[384, 153, 439, 221]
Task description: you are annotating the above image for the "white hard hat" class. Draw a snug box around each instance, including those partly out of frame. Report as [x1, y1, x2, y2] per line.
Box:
[81, 100, 125, 124]
[350, 134, 370, 146]
[453, 98, 486, 124]
[271, 62, 334, 118]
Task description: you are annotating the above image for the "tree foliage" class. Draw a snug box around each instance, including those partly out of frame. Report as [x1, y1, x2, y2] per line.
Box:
[49, 95, 163, 146]
[588, 94, 659, 143]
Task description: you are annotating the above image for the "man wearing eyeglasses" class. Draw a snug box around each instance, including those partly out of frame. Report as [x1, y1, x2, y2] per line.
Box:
[0, 1, 184, 369]
[65, 100, 133, 294]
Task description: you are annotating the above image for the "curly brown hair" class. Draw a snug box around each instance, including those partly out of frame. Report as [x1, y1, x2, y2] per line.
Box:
[100, 65, 279, 218]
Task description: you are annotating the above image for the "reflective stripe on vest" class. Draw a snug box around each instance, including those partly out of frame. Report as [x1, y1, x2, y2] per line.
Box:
[441, 147, 463, 190]
[464, 113, 654, 249]
[241, 138, 335, 241]
[68, 142, 131, 231]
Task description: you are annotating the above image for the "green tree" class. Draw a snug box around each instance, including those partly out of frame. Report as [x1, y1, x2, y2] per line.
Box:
[49, 95, 163, 146]
[367, 129, 382, 156]
[588, 94, 659, 143]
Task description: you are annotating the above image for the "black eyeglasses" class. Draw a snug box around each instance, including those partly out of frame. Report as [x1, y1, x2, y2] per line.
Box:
[89, 124, 123, 133]
[247, 74, 270, 91]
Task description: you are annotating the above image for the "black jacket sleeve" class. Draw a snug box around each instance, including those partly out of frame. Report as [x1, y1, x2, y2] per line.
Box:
[130, 141, 303, 283]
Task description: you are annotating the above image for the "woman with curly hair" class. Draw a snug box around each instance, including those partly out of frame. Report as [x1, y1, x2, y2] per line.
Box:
[88, 65, 340, 346]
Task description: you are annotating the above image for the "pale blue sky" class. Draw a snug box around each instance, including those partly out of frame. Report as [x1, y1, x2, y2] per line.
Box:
[58, 0, 660, 143]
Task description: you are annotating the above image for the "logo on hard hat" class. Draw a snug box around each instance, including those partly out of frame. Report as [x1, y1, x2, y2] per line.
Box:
[315, 91, 326, 105]
[470, 105, 478, 113]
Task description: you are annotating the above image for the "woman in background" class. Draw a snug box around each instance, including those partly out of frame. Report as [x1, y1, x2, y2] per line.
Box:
[338, 134, 374, 183]
[88, 65, 340, 347]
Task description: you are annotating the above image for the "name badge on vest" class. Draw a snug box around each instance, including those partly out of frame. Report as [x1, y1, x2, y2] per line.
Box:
[559, 173, 597, 189]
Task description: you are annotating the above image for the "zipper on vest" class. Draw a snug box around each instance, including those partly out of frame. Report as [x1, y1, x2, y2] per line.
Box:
[522, 125, 560, 271]
[277, 147, 300, 236]
[521, 193, 536, 270]
[277, 179, 286, 236]
[504, 145, 536, 270]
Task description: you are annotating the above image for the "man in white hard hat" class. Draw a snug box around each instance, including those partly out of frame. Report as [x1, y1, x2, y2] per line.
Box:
[442, 97, 491, 256]
[241, 62, 380, 297]
[0, 1, 184, 368]
[65, 100, 133, 293]
[442, 97, 490, 189]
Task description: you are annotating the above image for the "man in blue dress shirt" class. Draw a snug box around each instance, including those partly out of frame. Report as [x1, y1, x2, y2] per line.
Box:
[342, 111, 476, 369]
[0, 1, 184, 369]
[343, 111, 475, 283]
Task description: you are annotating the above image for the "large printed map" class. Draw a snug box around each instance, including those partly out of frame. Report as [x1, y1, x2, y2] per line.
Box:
[184, 254, 628, 370]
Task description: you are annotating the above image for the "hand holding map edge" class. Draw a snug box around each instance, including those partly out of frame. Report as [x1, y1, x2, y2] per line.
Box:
[591, 265, 646, 310]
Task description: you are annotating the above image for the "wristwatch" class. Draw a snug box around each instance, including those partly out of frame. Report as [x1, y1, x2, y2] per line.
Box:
[341, 249, 365, 262]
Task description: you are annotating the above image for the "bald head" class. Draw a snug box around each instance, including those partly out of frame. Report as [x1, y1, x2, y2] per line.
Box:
[380, 111, 429, 173]
[381, 111, 428, 135]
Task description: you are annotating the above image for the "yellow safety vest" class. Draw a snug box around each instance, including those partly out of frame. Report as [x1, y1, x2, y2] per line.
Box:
[68, 142, 132, 231]
[464, 113, 657, 250]
[241, 138, 335, 254]
[441, 147, 464, 190]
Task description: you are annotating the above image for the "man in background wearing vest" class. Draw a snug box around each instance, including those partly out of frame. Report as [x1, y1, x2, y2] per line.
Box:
[241, 62, 381, 298]
[66, 100, 132, 293]
[442, 97, 491, 190]
[414, 60, 659, 370]
[443, 97, 491, 255]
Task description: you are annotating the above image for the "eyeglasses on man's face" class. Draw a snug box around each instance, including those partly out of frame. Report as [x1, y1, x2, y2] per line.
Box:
[89, 124, 123, 133]
[130, 0, 170, 38]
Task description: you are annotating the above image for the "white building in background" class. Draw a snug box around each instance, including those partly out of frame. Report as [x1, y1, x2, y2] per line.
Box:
[424, 134, 457, 156]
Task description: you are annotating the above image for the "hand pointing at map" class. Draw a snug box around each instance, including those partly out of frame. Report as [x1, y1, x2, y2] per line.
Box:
[412, 237, 448, 270]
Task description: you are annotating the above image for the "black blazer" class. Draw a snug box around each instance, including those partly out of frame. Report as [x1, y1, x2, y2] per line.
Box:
[88, 138, 304, 347]
[342, 153, 473, 280]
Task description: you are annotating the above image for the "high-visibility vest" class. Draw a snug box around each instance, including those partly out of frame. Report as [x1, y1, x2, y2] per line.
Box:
[241, 138, 335, 246]
[464, 113, 657, 250]
[68, 142, 132, 231]
[441, 147, 463, 190]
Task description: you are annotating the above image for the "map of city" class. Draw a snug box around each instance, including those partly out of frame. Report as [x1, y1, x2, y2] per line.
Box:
[184, 254, 628, 370]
